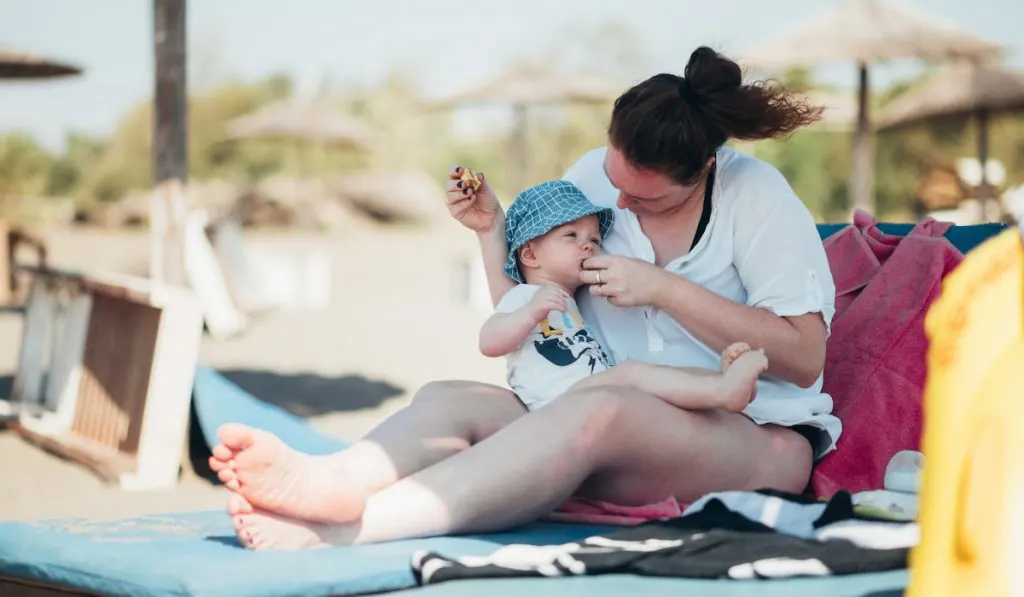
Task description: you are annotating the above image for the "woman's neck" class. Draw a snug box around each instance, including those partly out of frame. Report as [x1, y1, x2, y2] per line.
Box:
[637, 176, 709, 266]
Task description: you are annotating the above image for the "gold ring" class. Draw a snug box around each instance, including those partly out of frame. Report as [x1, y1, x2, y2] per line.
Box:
[595, 271, 602, 285]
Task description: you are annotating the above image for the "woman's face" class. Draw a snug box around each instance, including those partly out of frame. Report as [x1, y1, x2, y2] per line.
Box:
[603, 145, 708, 216]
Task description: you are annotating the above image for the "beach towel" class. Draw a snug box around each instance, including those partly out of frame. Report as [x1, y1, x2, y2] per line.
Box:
[813, 211, 963, 497]
[547, 496, 683, 525]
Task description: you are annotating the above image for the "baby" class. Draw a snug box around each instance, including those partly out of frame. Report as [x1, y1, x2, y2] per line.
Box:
[481, 179, 769, 412]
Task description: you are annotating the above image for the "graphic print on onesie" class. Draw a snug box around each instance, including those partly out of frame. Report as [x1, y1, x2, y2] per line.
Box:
[495, 284, 613, 409]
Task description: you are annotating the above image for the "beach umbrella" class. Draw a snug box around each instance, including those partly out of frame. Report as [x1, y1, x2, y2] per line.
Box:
[424, 64, 621, 193]
[330, 169, 455, 228]
[0, 49, 81, 79]
[878, 62, 1024, 211]
[0, 48, 83, 304]
[224, 97, 376, 201]
[225, 98, 374, 149]
[739, 0, 1002, 214]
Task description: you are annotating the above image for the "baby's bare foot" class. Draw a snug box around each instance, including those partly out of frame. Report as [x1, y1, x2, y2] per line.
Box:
[209, 423, 367, 524]
[720, 342, 753, 371]
[719, 348, 768, 412]
[229, 493, 352, 551]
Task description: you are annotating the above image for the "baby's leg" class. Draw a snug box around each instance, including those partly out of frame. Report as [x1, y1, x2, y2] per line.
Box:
[603, 351, 767, 413]
[721, 342, 753, 371]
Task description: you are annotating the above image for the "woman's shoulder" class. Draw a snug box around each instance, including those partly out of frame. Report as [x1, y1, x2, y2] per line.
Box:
[563, 146, 607, 180]
[717, 147, 794, 196]
[716, 147, 809, 220]
[562, 147, 617, 208]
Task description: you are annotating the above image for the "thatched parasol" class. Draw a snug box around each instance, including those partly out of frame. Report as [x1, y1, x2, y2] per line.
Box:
[330, 170, 454, 228]
[224, 97, 377, 204]
[739, 0, 1002, 214]
[0, 49, 82, 79]
[0, 47, 83, 305]
[878, 62, 1024, 209]
[225, 98, 374, 149]
[424, 64, 621, 193]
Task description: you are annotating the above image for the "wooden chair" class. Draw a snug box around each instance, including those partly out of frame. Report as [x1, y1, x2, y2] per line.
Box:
[9, 266, 203, 490]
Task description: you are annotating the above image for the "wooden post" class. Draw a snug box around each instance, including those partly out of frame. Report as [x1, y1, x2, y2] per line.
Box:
[508, 103, 528, 197]
[0, 219, 10, 305]
[849, 63, 874, 215]
[975, 109, 1000, 221]
[152, 0, 188, 286]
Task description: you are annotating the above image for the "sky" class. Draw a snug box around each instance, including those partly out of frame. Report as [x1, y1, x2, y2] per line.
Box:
[1, 0, 1022, 151]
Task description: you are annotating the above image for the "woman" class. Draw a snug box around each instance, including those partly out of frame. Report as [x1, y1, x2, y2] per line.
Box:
[210, 46, 840, 551]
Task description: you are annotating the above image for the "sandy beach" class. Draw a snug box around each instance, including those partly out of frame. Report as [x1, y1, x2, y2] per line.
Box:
[0, 223, 506, 521]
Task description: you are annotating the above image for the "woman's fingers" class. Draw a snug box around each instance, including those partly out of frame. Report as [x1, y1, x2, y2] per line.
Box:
[448, 166, 483, 192]
[580, 269, 611, 285]
[445, 178, 478, 206]
[447, 193, 473, 206]
[582, 255, 613, 270]
[444, 177, 473, 195]
[589, 283, 624, 297]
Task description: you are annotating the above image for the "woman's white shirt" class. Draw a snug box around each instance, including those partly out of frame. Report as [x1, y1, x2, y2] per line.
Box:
[563, 146, 841, 452]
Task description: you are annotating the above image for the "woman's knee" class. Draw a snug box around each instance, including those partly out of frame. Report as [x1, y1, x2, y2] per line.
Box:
[413, 380, 519, 409]
[412, 380, 474, 404]
[547, 385, 636, 444]
[411, 380, 525, 437]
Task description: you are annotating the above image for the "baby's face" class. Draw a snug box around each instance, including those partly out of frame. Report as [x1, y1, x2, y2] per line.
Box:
[528, 215, 602, 290]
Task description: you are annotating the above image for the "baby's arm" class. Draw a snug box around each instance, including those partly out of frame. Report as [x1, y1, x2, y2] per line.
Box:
[479, 310, 541, 357]
[479, 285, 569, 358]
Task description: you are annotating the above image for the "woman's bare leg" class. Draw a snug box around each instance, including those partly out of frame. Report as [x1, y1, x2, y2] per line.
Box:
[209, 381, 525, 523]
[230, 385, 813, 550]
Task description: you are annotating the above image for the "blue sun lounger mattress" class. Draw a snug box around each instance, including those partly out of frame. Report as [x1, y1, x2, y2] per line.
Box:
[0, 223, 1005, 596]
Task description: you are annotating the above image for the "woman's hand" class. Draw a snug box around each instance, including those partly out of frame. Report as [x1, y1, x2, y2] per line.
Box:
[444, 166, 502, 233]
[580, 255, 672, 308]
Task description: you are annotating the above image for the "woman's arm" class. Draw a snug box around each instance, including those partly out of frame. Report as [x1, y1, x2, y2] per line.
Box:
[442, 166, 516, 307]
[583, 251, 828, 388]
[476, 220, 517, 307]
[652, 275, 826, 388]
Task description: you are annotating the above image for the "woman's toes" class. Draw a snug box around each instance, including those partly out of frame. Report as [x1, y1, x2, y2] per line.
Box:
[212, 444, 234, 461]
[229, 492, 255, 515]
[218, 423, 258, 451]
[218, 468, 240, 490]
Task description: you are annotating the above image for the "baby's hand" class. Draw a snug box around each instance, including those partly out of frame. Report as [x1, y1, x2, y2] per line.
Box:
[527, 286, 569, 322]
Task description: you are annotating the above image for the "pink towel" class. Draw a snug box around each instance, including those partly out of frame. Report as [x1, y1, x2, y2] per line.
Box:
[812, 211, 963, 497]
[546, 496, 684, 525]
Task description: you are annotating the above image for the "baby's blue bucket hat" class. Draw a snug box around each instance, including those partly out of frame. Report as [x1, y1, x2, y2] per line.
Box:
[504, 180, 614, 283]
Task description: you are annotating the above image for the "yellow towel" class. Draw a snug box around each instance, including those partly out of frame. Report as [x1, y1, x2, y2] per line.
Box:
[909, 228, 1023, 597]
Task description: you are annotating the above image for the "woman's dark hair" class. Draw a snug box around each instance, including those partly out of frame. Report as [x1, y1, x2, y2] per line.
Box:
[608, 46, 823, 185]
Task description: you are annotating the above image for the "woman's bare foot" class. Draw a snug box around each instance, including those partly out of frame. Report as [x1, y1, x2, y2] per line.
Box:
[208, 423, 367, 524]
[718, 344, 768, 412]
[229, 493, 353, 551]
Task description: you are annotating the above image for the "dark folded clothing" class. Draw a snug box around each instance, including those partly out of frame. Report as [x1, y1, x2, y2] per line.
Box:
[412, 490, 911, 585]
